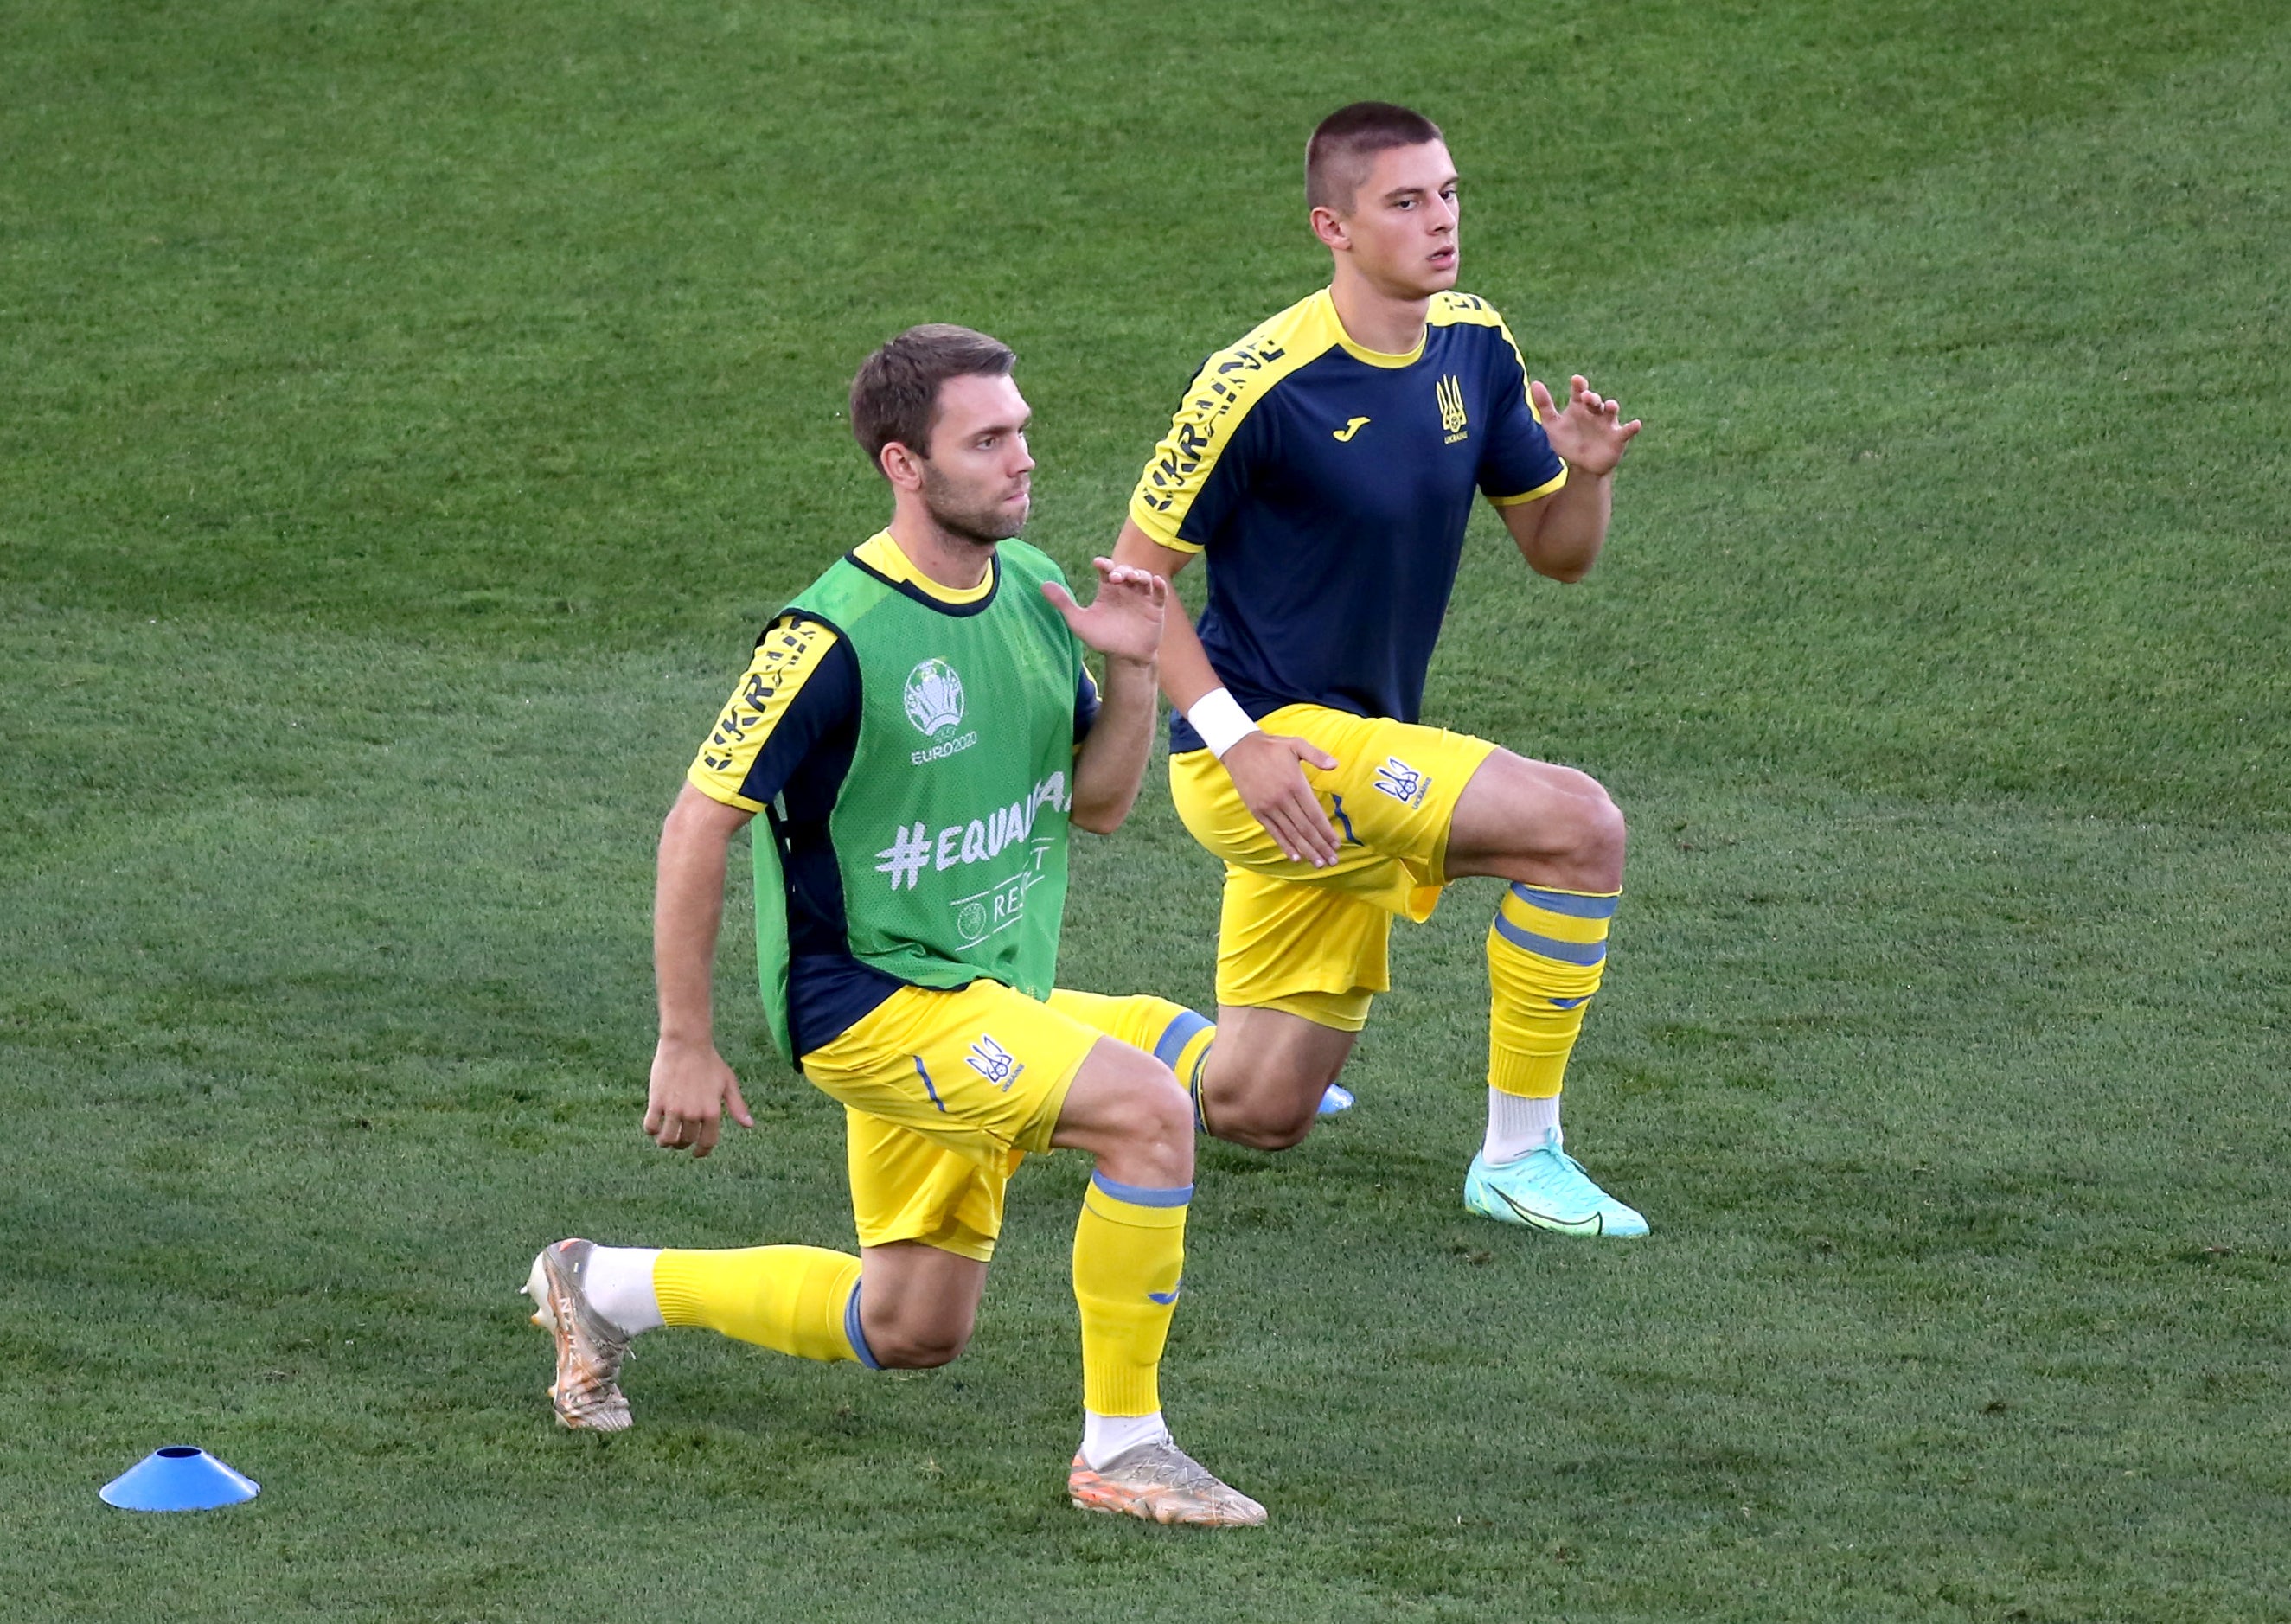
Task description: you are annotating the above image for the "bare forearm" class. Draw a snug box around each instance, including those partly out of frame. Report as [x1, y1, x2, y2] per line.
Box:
[655, 783, 746, 1044]
[1507, 470, 1612, 583]
[1108, 521, 1340, 865]
[1070, 655, 1159, 834]
[1111, 519, 1221, 708]
[1151, 591, 1225, 709]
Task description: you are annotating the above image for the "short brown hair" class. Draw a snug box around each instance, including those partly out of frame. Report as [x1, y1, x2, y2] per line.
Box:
[1305, 101, 1444, 213]
[849, 323, 1016, 474]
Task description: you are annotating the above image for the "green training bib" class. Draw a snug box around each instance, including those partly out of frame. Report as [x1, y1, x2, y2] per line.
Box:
[752, 541, 1085, 1061]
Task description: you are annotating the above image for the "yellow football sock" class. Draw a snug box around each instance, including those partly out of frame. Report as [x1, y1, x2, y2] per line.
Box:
[1046, 988, 1217, 1129]
[653, 1245, 867, 1365]
[1072, 1172, 1189, 1416]
[1488, 882, 1618, 1098]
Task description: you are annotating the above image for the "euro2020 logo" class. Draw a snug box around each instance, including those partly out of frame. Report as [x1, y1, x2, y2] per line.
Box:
[903, 659, 965, 738]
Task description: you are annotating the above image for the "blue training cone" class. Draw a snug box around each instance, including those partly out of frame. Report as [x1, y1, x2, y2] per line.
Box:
[100, 1447, 259, 1512]
[1317, 1083, 1354, 1116]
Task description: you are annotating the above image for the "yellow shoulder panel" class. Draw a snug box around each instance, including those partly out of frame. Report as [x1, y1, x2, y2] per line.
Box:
[1436, 291, 1569, 502]
[1427, 290, 1507, 330]
[1128, 291, 1343, 550]
[1433, 291, 1547, 424]
[688, 614, 842, 812]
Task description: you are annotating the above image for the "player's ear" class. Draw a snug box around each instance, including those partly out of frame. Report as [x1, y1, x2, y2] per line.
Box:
[1309, 205, 1350, 253]
[879, 439, 925, 491]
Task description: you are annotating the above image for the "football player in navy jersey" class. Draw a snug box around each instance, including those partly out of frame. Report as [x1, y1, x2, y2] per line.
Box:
[1112, 102, 1650, 1236]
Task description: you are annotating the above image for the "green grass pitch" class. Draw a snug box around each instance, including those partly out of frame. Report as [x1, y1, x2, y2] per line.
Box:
[3, 2, 2287, 1619]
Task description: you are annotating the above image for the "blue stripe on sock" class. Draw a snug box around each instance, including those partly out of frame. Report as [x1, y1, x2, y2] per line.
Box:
[1492, 913, 1609, 965]
[844, 1281, 881, 1370]
[1507, 882, 1619, 919]
[1090, 1171, 1193, 1207]
[1151, 1010, 1213, 1071]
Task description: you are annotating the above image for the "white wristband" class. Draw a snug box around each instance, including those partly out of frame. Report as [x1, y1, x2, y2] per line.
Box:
[1186, 687, 1260, 759]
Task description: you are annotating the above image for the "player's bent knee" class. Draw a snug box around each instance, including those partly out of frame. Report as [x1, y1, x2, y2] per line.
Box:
[1056, 1041, 1197, 1186]
[1579, 783, 1627, 876]
[1213, 1109, 1314, 1153]
[861, 1301, 976, 1368]
[1126, 1068, 1196, 1180]
[1204, 1077, 1320, 1151]
[1533, 766, 1624, 886]
[1199, 1033, 1345, 1151]
[869, 1327, 969, 1369]
[1104, 1061, 1195, 1183]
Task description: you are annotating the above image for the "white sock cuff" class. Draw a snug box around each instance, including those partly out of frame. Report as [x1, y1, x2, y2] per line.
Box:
[1081, 1409, 1171, 1471]
[1483, 1089, 1563, 1165]
[582, 1246, 666, 1335]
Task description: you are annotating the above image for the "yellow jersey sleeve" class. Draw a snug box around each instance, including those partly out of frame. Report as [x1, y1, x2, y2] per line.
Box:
[688, 614, 845, 812]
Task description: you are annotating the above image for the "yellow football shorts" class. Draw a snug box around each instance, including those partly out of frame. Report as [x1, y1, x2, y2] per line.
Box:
[800, 979, 1104, 1263]
[1170, 703, 1498, 1031]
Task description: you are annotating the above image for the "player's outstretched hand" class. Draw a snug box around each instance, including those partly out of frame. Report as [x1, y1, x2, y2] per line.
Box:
[645, 1035, 755, 1158]
[1531, 375, 1642, 478]
[1041, 559, 1168, 667]
[1224, 729, 1343, 869]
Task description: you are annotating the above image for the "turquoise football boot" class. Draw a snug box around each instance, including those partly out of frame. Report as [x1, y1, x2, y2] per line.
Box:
[1464, 1130, 1648, 1237]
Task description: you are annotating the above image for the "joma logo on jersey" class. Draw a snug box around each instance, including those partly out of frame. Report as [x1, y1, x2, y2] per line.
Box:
[1436, 375, 1469, 443]
[874, 771, 1069, 891]
[903, 659, 966, 737]
[1373, 756, 1432, 809]
[964, 1034, 1024, 1091]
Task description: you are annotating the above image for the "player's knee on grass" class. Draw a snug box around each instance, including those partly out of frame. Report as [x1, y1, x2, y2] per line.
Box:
[852, 1244, 986, 1369]
[1206, 1071, 1325, 1152]
[1198, 1009, 1353, 1152]
[861, 1295, 978, 1370]
[867, 1323, 970, 1369]
[1216, 1107, 1315, 1153]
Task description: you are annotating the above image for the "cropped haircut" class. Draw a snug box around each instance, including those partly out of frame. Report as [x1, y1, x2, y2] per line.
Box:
[849, 323, 1017, 473]
[1305, 101, 1445, 213]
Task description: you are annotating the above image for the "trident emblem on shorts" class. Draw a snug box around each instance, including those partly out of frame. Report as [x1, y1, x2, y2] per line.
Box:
[965, 1034, 1024, 1090]
[1373, 755, 1431, 809]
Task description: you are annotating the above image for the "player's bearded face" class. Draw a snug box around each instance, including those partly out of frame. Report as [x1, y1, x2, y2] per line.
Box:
[917, 373, 1034, 545]
[919, 455, 1028, 543]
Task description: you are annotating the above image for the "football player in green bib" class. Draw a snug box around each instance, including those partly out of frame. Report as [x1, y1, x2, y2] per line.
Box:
[525, 326, 1261, 1527]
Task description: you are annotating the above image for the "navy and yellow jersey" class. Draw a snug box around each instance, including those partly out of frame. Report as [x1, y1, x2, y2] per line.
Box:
[687, 532, 1101, 1054]
[1130, 287, 1568, 753]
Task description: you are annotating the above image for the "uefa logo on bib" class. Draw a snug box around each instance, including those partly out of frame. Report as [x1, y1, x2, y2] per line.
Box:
[903, 659, 966, 737]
